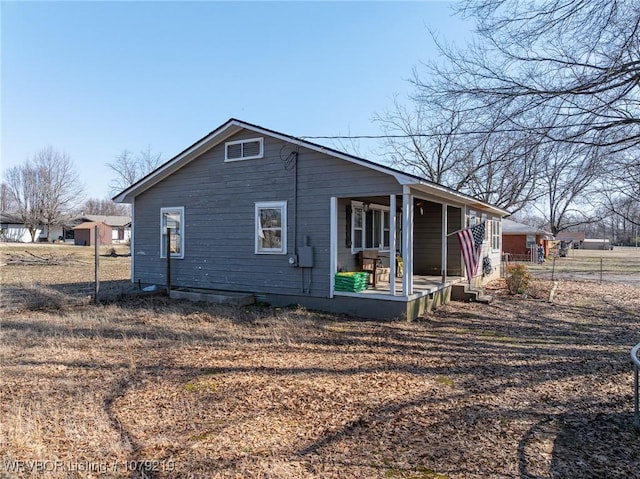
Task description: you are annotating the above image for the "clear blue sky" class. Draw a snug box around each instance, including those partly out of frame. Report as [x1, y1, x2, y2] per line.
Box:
[1, 1, 471, 201]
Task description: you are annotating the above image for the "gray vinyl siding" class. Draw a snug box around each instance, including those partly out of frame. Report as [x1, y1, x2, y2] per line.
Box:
[413, 200, 442, 275]
[446, 206, 463, 276]
[132, 131, 401, 297]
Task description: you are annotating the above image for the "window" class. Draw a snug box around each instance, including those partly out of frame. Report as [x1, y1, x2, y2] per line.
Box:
[492, 219, 501, 251]
[225, 138, 264, 161]
[255, 201, 287, 254]
[467, 209, 478, 227]
[481, 213, 489, 241]
[160, 207, 184, 259]
[351, 202, 390, 252]
[353, 207, 363, 250]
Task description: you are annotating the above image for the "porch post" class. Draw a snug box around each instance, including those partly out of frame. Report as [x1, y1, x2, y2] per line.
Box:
[329, 197, 338, 298]
[442, 203, 448, 284]
[389, 194, 397, 296]
[402, 185, 413, 296]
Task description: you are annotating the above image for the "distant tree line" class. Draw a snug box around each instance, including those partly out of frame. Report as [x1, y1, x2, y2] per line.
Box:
[377, 0, 639, 240]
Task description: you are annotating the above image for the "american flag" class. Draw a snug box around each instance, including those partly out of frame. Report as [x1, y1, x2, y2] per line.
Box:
[456, 222, 485, 284]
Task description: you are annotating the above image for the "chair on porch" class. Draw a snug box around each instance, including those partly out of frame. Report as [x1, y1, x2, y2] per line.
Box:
[359, 250, 382, 287]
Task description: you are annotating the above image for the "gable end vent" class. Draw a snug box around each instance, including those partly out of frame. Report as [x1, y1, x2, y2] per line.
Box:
[225, 138, 264, 161]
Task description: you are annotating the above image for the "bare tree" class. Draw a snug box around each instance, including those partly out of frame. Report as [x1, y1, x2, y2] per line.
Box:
[375, 99, 470, 186]
[461, 132, 541, 213]
[421, 0, 640, 152]
[384, 0, 639, 224]
[79, 198, 130, 216]
[533, 142, 603, 235]
[0, 182, 16, 213]
[107, 146, 163, 195]
[3, 164, 41, 242]
[3, 147, 82, 242]
[376, 98, 541, 213]
[34, 147, 83, 241]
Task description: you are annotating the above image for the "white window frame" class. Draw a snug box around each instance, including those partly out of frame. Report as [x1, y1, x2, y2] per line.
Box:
[492, 218, 501, 251]
[160, 207, 185, 259]
[224, 137, 264, 162]
[255, 201, 287, 254]
[350, 201, 390, 253]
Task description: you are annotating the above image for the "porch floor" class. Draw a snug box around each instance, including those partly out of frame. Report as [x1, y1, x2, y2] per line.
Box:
[335, 274, 465, 301]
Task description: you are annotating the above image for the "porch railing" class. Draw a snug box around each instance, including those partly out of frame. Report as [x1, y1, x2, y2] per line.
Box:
[632, 343, 640, 432]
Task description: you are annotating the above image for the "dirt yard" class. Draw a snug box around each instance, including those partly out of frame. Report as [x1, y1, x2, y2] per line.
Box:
[1, 244, 639, 478]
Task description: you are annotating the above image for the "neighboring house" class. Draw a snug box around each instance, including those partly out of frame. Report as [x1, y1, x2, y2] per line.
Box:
[114, 119, 509, 320]
[72, 215, 131, 244]
[502, 219, 553, 261]
[583, 238, 611, 250]
[0, 212, 41, 242]
[556, 232, 586, 249]
[72, 221, 112, 246]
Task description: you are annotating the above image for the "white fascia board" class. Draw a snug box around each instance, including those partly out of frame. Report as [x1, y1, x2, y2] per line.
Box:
[241, 125, 418, 185]
[407, 180, 511, 217]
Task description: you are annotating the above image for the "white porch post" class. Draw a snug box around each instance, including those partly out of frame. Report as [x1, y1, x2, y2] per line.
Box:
[389, 194, 397, 296]
[402, 186, 413, 296]
[442, 203, 448, 284]
[329, 197, 338, 298]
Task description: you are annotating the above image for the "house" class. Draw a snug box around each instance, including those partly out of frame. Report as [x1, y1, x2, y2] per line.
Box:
[71, 215, 131, 244]
[556, 231, 586, 249]
[0, 212, 40, 242]
[114, 119, 509, 320]
[502, 219, 553, 261]
[582, 238, 611, 250]
[72, 221, 112, 246]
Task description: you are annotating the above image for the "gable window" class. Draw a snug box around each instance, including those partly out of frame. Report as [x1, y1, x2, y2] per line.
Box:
[255, 201, 287, 254]
[351, 202, 390, 252]
[492, 218, 501, 251]
[160, 207, 184, 259]
[225, 138, 264, 162]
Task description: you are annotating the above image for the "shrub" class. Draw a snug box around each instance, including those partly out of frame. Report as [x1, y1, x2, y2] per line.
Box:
[506, 264, 531, 294]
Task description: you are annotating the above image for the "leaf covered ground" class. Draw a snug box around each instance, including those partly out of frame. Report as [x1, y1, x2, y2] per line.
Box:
[2, 266, 639, 478]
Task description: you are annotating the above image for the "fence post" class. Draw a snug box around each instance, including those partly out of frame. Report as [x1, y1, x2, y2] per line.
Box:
[166, 227, 171, 295]
[632, 343, 640, 432]
[600, 257, 602, 283]
[94, 224, 100, 304]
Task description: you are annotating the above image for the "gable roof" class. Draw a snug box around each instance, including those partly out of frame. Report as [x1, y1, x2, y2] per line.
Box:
[113, 118, 509, 216]
[502, 218, 552, 236]
[73, 221, 109, 230]
[76, 215, 131, 227]
[0, 212, 23, 224]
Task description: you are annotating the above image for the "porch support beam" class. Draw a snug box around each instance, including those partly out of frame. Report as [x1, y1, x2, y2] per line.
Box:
[329, 196, 338, 298]
[389, 194, 397, 296]
[442, 202, 448, 284]
[402, 185, 413, 296]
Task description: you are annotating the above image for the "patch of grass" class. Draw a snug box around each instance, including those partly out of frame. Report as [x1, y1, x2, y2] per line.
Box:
[435, 376, 454, 387]
[184, 379, 218, 393]
[385, 466, 450, 479]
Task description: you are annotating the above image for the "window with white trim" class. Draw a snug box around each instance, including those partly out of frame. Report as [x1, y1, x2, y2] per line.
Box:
[351, 202, 390, 252]
[481, 213, 489, 241]
[160, 207, 184, 259]
[255, 201, 287, 254]
[225, 138, 264, 161]
[492, 218, 501, 251]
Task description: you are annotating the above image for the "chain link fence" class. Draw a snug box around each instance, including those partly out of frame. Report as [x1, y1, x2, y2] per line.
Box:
[503, 246, 640, 286]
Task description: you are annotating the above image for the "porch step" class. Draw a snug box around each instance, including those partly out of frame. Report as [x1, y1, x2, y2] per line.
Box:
[170, 288, 255, 307]
[451, 284, 493, 304]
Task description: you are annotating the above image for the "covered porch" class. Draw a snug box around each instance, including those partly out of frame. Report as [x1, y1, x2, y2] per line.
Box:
[328, 186, 468, 318]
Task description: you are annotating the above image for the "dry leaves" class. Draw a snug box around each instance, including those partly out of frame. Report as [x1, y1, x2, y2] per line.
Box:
[1, 245, 639, 478]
